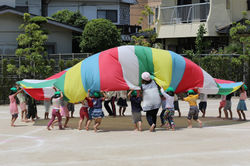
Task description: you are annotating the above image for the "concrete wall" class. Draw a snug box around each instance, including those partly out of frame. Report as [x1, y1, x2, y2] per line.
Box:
[0, 12, 73, 54]
[206, 0, 231, 36]
[130, 0, 161, 29]
[47, 0, 124, 24]
[230, 0, 250, 21]
[158, 0, 233, 38]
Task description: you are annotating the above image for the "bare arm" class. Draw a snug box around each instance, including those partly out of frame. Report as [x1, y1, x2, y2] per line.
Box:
[59, 91, 63, 99]
[101, 91, 107, 100]
[127, 90, 133, 99]
[160, 87, 169, 99]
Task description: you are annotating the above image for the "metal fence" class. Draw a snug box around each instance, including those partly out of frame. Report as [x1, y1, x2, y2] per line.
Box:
[160, 2, 210, 25]
[0, 53, 91, 78]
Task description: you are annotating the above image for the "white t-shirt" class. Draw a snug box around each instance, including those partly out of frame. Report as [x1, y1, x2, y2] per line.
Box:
[160, 88, 174, 109]
[199, 93, 207, 102]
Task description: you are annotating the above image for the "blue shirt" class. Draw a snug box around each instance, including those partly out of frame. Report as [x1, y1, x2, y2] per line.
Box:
[130, 96, 142, 112]
[92, 98, 103, 109]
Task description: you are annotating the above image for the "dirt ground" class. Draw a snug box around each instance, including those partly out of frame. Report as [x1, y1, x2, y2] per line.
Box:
[0, 98, 250, 166]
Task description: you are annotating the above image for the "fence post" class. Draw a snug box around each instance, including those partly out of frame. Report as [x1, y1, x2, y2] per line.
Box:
[72, 53, 74, 60]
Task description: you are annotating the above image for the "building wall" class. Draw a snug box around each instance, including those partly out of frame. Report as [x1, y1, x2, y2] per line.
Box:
[47, 0, 126, 24]
[0, 12, 73, 54]
[130, 0, 161, 29]
[120, 3, 130, 24]
[130, 0, 148, 29]
[230, 0, 250, 21]
[28, 0, 42, 15]
[0, 0, 15, 7]
[45, 24, 73, 54]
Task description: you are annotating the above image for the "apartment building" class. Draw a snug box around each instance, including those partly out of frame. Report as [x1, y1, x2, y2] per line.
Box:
[130, 0, 162, 29]
[156, 0, 250, 53]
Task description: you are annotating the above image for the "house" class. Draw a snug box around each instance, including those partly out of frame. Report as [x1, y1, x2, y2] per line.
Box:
[156, 0, 250, 53]
[9, 0, 140, 42]
[130, 0, 162, 30]
[0, 5, 82, 54]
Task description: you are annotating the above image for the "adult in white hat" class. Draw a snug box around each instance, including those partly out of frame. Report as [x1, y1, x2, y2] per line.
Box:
[141, 72, 161, 132]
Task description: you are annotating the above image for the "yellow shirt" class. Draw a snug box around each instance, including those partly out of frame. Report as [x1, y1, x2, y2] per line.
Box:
[184, 94, 199, 106]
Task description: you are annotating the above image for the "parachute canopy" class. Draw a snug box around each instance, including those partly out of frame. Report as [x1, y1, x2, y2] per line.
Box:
[17, 46, 243, 102]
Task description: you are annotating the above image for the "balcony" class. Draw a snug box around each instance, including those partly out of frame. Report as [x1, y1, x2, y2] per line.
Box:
[160, 2, 210, 25]
[157, 0, 232, 39]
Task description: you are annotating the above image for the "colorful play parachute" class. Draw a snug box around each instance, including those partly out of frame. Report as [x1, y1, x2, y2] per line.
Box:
[17, 70, 68, 100]
[51, 45, 243, 103]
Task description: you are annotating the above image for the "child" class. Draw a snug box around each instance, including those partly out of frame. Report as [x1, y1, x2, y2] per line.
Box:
[117, 91, 128, 116]
[160, 93, 167, 127]
[16, 85, 28, 122]
[217, 95, 226, 118]
[104, 91, 117, 116]
[199, 93, 207, 118]
[26, 95, 37, 122]
[9, 87, 21, 127]
[224, 93, 233, 119]
[78, 90, 93, 130]
[183, 89, 202, 128]
[91, 91, 106, 132]
[67, 103, 75, 118]
[44, 99, 51, 119]
[60, 99, 70, 128]
[52, 99, 70, 128]
[174, 94, 181, 117]
[160, 87, 175, 131]
[237, 85, 247, 121]
[47, 91, 63, 130]
[128, 90, 142, 131]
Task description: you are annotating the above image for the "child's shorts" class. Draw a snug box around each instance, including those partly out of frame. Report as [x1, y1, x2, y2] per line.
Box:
[220, 100, 226, 107]
[20, 102, 27, 111]
[117, 98, 128, 107]
[237, 100, 247, 111]
[60, 106, 69, 117]
[67, 103, 75, 112]
[174, 101, 179, 110]
[80, 107, 89, 120]
[92, 108, 104, 119]
[199, 101, 207, 111]
[12, 113, 18, 119]
[88, 107, 94, 120]
[224, 101, 231, 110]
[164, 108, 175, 118]
[132, 111, 142, 123]
[187, 106, 199, 120]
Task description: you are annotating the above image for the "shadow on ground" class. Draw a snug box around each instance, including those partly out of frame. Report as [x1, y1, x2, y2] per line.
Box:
[34, 116, 248, 131]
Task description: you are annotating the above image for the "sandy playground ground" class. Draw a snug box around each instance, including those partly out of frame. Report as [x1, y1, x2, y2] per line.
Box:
[0, 98, 250, 166]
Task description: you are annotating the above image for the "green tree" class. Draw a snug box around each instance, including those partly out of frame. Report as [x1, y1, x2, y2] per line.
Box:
[51, 9, 88, 29]
[131, 6, 158, 47]
[138, 5, 154, 29]
[80, 19, 122, 53]
[7, 13, 52, 78]
[52, 9, 88, 52]
[195, 24, 210, 56]
[229, 12, 250, 55]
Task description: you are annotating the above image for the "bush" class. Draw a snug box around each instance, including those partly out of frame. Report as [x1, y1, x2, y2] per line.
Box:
[80, 19, 122, 53]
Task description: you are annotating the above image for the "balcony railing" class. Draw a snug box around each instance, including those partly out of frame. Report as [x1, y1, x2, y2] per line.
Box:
[160, 2, 210, 25]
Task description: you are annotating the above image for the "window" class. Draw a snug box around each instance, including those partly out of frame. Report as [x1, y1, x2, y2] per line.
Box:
[97, 10, 118, 23]
[155, 7, 159, 20]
